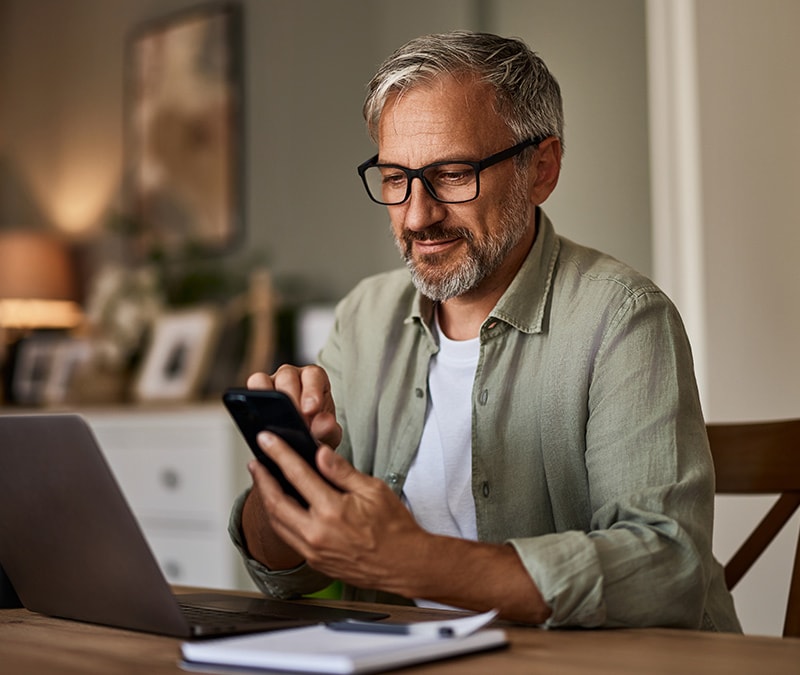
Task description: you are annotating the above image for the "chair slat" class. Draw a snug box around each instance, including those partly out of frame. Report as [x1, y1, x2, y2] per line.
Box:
[706, 419, 800, 638]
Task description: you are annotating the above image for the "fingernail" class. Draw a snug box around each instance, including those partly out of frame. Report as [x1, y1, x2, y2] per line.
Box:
[301, 394, 318, 412]
[257, 431, 273, 446]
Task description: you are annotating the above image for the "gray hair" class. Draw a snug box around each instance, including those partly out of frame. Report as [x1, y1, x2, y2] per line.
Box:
[363, 31, 564, 151]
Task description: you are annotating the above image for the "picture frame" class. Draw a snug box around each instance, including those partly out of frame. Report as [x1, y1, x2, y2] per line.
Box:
[133, 307, 221, 402]
[126, 1, 244, 256]
[11, 335, 62, 406]
[41, 338, 94, 406]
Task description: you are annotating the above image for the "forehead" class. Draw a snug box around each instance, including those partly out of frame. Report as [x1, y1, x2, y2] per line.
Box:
[377, 75, 512, 164]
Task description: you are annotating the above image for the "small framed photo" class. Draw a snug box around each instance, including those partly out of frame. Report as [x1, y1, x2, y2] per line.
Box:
[42, 338, 94, 406]
[133, 307, 221, 402]
[12, 335, 62, 406]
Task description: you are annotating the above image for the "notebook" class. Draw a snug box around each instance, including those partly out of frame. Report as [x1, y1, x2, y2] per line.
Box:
[0, 413, 387, 638]
[181, 619, 508, 674]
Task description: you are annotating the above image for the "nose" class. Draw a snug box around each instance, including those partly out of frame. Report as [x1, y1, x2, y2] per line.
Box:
[399, 177, 447, 232]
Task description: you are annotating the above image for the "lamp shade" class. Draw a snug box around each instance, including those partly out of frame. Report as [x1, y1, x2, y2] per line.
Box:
[0, 231, 82, 329]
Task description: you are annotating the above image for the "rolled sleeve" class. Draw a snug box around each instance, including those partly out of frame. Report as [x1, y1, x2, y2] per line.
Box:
[227, 489, 331, 598]
[509, 532, 606, 628]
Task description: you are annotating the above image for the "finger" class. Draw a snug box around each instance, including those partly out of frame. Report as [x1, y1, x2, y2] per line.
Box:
[270, 364, 304, 408]
[316, 445, 369, 492]
[248, 458, 299, 512]
[298, 365, 334, 416]
[248, 461, 316, 558]
[274, 365, 337, 437]
[298, 367, 341, 446]
[258, 431, 336, 508]
[246, 372, 276, 390]
[309, 412, 343, 450]
[249, 458, 315, 533]
[250, 453, 354, 578]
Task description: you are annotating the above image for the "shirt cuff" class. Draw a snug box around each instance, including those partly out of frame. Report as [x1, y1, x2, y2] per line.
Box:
[228, 488, 331, 598]
[507, 531, 606, 628]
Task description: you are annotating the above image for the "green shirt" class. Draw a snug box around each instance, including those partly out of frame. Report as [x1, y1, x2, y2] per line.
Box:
[230, 211, 740, 631]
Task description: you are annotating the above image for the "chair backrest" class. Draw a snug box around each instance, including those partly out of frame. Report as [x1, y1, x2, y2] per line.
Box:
[706, 419, 800, 638]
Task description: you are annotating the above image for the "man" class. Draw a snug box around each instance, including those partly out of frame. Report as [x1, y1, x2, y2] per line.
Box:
[230, 31, 740, 631]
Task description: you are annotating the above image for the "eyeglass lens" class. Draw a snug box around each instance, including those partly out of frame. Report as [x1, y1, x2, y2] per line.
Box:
[363, 163, 478, 205]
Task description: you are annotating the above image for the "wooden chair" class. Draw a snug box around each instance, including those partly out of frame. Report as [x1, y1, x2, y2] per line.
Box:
[706, 419, 800, 637]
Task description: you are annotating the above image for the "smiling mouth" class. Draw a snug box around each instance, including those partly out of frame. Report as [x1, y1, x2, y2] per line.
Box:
[413, 237, 461, 254]
[403, 225, 470, 257]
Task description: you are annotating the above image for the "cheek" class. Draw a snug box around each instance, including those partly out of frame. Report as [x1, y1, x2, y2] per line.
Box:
[458, 205, 493, 238]
[387, 208, 405, 237]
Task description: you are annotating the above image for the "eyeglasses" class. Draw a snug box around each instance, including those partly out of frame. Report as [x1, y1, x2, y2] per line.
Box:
[357, 138, 541, 206]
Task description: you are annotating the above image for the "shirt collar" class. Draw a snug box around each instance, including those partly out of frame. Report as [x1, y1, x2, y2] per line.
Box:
[488, 208, 559, 335]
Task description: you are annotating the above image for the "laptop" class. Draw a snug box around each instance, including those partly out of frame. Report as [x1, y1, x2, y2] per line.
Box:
[0, 413, 387, 638]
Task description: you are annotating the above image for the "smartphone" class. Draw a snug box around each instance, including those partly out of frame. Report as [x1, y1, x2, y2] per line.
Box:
[222, 387, 330, 508]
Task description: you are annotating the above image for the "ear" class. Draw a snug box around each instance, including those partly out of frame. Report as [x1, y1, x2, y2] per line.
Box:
[528, 136, 562, 205]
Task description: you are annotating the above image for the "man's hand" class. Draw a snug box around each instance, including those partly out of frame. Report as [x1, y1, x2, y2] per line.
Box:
[241, 364, 342, 570]
[247, 364, 342, 449]
[251, 432, 425, 591]
[250, 430, 553, 624]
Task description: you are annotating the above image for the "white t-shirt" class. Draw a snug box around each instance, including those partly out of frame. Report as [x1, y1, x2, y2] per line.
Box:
[403, 312, 480, 541]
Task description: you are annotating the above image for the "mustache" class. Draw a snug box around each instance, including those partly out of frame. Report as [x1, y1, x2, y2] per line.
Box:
[401, 225, 474, 245]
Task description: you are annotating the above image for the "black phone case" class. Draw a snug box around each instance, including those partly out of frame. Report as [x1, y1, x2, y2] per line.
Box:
[222, 388, 323, 508]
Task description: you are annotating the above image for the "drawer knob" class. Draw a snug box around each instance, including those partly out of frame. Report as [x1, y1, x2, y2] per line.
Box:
[163, 560, 182, 580]
[160, 468, 181, 490]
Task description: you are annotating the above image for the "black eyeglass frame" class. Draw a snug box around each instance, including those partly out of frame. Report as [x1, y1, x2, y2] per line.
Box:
[357, 137, 543, 206]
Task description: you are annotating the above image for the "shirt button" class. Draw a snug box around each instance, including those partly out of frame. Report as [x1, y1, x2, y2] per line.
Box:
[478, 389, 489, 405]
[482, 481, 490, 498]
[388, 473, 399, 485]
[415, 387, 424, 398]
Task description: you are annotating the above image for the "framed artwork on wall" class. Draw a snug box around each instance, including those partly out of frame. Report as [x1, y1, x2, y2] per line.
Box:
[126, 1, 244, 257]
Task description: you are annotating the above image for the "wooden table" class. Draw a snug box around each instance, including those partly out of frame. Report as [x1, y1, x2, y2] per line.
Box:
[2, 595, 799, 674]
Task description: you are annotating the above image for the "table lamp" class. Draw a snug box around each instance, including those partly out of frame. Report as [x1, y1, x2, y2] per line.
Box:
[0, 230, 83, 403]
[0, 230, 82, 330]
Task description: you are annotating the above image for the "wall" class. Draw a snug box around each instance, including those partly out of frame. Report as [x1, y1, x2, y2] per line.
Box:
[696, 0, 800, 424]
[489, 0, 652, 275]
[0, 0, 650, 305]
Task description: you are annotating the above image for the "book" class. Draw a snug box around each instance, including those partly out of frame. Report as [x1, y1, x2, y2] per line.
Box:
[181, 612, 508, 674]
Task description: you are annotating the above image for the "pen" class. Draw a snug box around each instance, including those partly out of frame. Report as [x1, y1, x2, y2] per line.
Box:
[327, 609, 498, 639]
[327, 620, 455, 638]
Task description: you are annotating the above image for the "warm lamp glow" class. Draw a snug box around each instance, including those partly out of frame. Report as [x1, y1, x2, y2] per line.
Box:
[0, 231, 83, 329]
[18, 123, 121, 236]
[47, 168, 119, 235]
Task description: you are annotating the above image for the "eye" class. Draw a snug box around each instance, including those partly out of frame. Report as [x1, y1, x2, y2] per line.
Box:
[430, 165, 474, 186]
[380, 169, 407, 188]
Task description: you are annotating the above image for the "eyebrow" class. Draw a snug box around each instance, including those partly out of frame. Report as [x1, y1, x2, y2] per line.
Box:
[375, 152, 481, 168]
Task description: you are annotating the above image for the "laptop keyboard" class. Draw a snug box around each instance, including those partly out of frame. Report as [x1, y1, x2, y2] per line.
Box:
[179, 603, 302, 629]
[174, 594, 388, 637]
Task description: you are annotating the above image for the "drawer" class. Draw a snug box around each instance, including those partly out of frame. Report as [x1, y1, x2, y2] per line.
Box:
[145, 529, 238, 588]
[87, 416, 238, 518]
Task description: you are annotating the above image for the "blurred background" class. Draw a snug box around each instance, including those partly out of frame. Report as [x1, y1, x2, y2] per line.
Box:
[0, 0, 797, 636]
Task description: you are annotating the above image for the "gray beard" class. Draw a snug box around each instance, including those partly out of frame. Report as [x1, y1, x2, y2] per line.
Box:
[396, 172, 531, 302]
